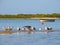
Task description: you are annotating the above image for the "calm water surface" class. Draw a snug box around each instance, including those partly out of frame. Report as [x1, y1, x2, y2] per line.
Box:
[0, 19, 60, 45]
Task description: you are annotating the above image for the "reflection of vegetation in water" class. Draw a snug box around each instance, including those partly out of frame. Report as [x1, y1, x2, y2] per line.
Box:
[0, 13, 60, 19]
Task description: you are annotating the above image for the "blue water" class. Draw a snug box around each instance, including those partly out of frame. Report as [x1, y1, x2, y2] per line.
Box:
[0, 19, 60, 30]
[0, 19, 60, 45]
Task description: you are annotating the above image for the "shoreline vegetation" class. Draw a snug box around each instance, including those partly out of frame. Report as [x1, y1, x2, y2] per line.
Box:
[0, 13, 60, 19]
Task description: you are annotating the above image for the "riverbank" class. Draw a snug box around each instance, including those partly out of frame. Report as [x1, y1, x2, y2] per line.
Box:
[0, 31, 12, 34]
[0, 17, 60, 20]
[0, 30, 60, 34]
[0, 13, 60, 19]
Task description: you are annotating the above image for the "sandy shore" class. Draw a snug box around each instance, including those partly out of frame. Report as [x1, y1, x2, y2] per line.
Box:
[0, 30, 60, 34]
[0, 31, 12, 34]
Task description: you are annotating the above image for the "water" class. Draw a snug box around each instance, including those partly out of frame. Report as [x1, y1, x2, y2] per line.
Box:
[0, 19, 60, 30]
[0, 19, 60, 45]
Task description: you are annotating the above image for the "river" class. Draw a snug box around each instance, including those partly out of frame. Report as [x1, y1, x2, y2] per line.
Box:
[0, 19, 60, 45]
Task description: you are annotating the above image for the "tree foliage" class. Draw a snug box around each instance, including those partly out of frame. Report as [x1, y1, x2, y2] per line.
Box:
[0, 13, 60, 18]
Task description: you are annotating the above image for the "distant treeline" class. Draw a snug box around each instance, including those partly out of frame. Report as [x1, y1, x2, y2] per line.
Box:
[0, 13, 60, 18]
